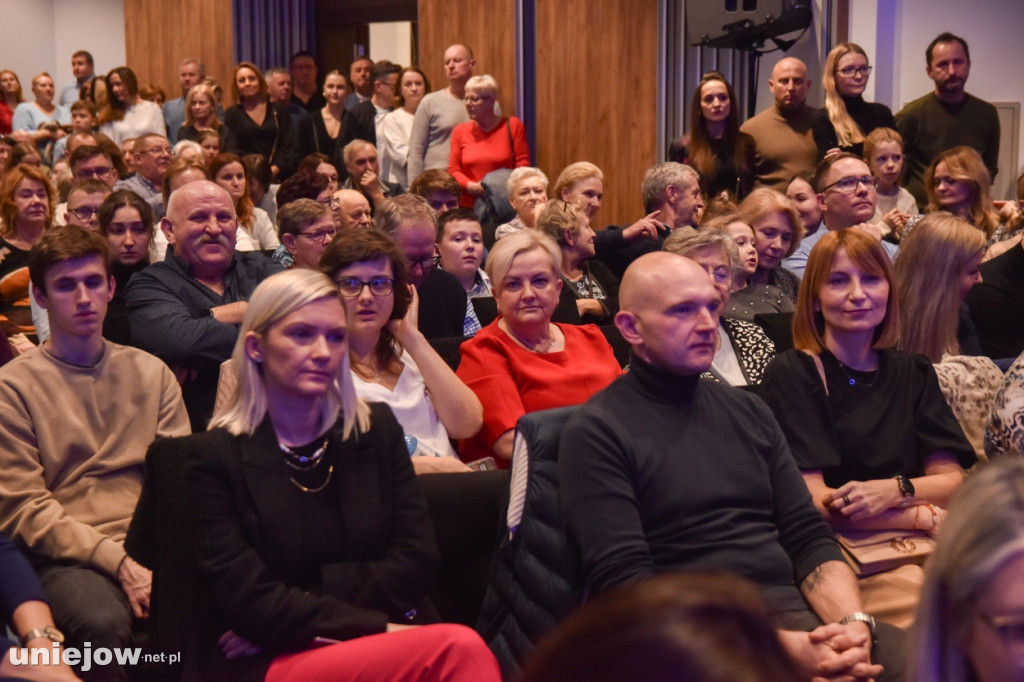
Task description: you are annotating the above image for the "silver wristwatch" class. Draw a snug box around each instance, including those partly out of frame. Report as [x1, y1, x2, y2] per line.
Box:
[21, 625, 65, 645]
[839, 611, 878, 646]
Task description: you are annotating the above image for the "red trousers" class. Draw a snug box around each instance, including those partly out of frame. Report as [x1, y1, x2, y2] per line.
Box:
[265, 624, 501, 682]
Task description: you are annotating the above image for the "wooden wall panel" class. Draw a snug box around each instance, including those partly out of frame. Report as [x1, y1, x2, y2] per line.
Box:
[123, 0, 234, 110]
[535, 0, 659, 227]
[416, 0, 517, 118]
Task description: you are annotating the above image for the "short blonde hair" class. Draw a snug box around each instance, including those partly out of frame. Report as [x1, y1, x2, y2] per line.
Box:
[553, 162, 603, 202]
[507, 166, 549, 197]
[465, 74, 499, 99]
[737, 187, 805, 257]
[485, 229, 562, 291]
[209, 269, 370, 438]
[663, 227, 740, 275]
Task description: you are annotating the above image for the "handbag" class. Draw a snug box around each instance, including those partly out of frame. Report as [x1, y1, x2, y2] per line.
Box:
[835, 528, 934, 577]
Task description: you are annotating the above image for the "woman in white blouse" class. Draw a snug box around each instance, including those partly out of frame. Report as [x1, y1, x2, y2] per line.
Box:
[380, 67, 429, 189]
[98, 67, 166, 146]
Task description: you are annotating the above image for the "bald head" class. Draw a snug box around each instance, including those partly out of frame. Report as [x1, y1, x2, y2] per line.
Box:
[768, 57, 810, 112]
[332, 189, 373, 230]
[616, 252, 720, 376]
[162, 180, 238, 277]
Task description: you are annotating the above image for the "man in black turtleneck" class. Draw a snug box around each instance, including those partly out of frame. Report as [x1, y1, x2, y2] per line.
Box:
[559, 251, 906, 682]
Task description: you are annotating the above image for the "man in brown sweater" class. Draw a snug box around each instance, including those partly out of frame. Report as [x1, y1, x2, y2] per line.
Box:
[0, 227, 190, 681]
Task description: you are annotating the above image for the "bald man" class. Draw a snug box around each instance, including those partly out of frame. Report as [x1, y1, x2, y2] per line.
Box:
[560, 251, 907, 682]
[407, 44, 476, 181]
[332, 188, 374, 230]
[741, 57, 819, 191]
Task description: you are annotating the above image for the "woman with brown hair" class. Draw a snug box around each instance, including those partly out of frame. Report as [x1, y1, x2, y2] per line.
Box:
[670, 71, 754, 201]
[298, 70, 348, 159]
[381, 67, 430, 188]
[811, 43, 895, 159]
[737, 187, 805, 303]
[97, 66, 166, 146]
[223, 62, 297, 180]
[209, 152, 279, 251]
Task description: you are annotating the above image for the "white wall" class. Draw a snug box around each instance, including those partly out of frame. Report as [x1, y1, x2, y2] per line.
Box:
[369, 22, 412, 69]
[2, 0, 126, 91]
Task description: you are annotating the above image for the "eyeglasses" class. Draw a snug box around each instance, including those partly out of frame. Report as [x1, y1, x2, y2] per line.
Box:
[407, 254, 440, 270]
[68, 206, 100, 221]
[297, 228, 337, 242]
[835, 65, 872, 78]
[336, 276, 395, 297]
[698, 266, 732, 286]
[464, 95, 492, 104]
[77, 166, 113, 179]
[820, 175, 879, 194]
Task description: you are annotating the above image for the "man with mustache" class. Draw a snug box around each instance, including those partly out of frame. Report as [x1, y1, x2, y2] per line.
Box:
[895, 32, 999, 207]
[125, 180, 284, 429]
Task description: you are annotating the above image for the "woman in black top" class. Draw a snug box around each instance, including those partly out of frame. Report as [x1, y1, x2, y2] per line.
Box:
[812, 43, 895, 160]
[223, 62, 297, 181]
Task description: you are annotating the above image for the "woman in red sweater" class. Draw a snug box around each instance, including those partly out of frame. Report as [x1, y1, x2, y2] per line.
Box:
[448, 75, 530, 209]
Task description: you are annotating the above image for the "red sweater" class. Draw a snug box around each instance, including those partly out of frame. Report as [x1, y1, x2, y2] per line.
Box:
[456, 320, 622, 466]
[448, 116, 530, 208]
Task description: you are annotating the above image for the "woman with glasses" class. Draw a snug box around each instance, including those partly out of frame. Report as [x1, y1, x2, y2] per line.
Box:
[537, 199, 618, 324]
[669, 71, 754, 201]
[165, 268, 501, 680]
[210, 152, 279, 251]
[663, 228, 776, 386]
[97, 66, 166, 146]
[448, 75, 530, 209]
[456, 231, 621, 466]
[276, 198, 336, 271]
[758, 229, 974, 626]
[812, 43, 895, 160]
[320, 229, 482, 473]
[912, 458, 1024, 682]
[901, 146, 1006, 252]
[737, 187, 805, 304]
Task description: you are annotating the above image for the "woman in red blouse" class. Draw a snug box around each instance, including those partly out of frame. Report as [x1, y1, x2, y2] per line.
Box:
[456, 231, 621, 466]
[448, 75, 530, 209]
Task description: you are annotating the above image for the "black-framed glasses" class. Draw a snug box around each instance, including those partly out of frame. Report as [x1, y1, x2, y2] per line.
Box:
[820, 175, 879, 194]
[836, 65, 872, 78]
[297, 228, 337, 243]
[407, 254, 440, 271]
[68, 206, 100, 221]
[336, 276, 395, 297]
[77, 166, 114, 179]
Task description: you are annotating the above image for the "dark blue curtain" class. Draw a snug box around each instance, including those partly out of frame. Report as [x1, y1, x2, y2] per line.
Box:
[234, 0, 315, 70]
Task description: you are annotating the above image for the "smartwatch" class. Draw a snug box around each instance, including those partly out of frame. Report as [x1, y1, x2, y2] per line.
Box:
[895, 474, 915, 501]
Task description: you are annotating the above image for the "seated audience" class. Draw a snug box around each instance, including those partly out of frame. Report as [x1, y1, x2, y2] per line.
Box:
[409, 168, 461, 214]
[296, 151, 340, 192]
[737, 187, 804, 303]
[437, 207, 491, 300]
[964, 227, 1024, 360]
[125, 180, 284, 430]
[113, 132, 171, 219]
[894, 212, 1001, 460]
[521, 573, 805, 682]
[0, 532, 80, 680]
[704, 212, 794, 321]
[758, 229, 975, 627]
[537, 199, 619, 324]
[663, 227, 776, 385]
[0, 227, 189, 681]
[98, 67, 167, 146]
[560, 249, 903, 681]
[901, 146, 1004, 252]
[98, 189, 156, 344]
[163, 268, 500, 680]
[863, 128, 917, 238]
[912, 458, 1024, 682]
[785, 172, 824, 242]
[495, 166, 548, 240]
[456, 230, 621, 465]
[340, 139, 402, 214]
[152, 157, 211, 260]
[64, 178, 111, 231]
[0, 163, 54, 346]
[374, 194, 469, 339]
[448, 75, 530, 209]
[331, 188, 374, 231]
[277, 198, 335, 270]
[320, 230, 481, 473]
[209, 152, 279, 251]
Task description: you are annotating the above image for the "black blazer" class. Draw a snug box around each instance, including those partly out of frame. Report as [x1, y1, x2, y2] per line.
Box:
[178, 404, 439, 681]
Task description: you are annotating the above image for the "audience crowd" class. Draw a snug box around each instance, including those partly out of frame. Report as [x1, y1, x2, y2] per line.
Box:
[2, 30, 1024, 682]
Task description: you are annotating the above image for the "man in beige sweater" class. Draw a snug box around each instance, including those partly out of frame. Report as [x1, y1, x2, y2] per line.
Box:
[0, 226, 190, 681]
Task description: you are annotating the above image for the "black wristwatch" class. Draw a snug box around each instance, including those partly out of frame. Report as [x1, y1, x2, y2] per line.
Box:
[895, 474, 915, 501]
